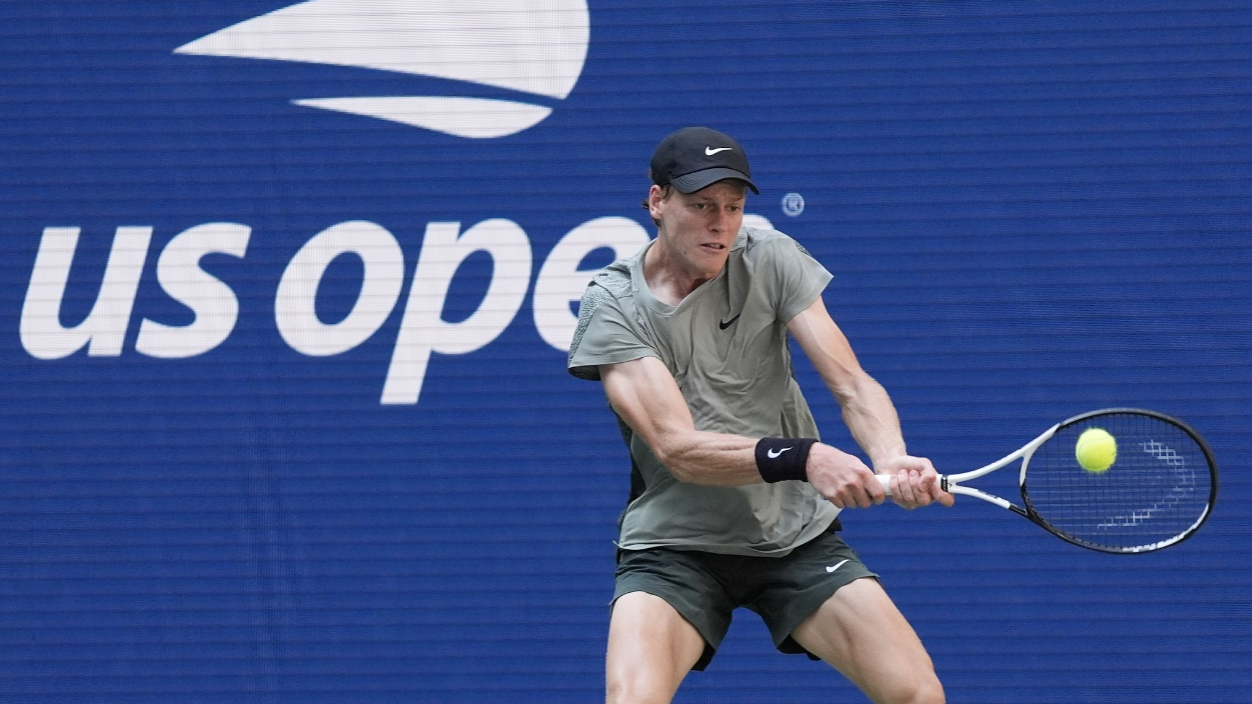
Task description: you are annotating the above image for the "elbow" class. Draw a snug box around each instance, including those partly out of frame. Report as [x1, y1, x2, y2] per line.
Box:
[829, 370, 878, 406]
[650, 437, 700, 484]
[666, 462, 698, 484]
[653, 444, 692, 482]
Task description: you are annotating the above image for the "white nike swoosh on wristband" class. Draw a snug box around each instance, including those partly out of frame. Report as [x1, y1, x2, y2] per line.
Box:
[825, 559, 850, 573]
[766, 447, 792, 459]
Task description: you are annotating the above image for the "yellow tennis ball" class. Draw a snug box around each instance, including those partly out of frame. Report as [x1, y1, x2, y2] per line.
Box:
[1076, 428, 1117, 473]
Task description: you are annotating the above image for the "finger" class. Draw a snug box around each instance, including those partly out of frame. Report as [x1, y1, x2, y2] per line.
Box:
[909, 459, 937, 485]
[907, 470, 931, 507]
[911, 469, 929, 502]
[856, 476, 879, 507]
[926, 478, 955, 507]
[892, 472, 917, 507]
[864, 471, 886, 506]
[890, 474, 909, 506]
[838, 490, 867, 509]
[916, 467, 943, 496]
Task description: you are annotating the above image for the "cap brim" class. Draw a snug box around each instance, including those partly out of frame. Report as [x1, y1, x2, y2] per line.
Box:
[670, 167, 759, 195]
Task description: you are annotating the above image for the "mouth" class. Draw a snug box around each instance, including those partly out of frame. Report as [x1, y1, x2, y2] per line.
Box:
[701, 243, 727, 252]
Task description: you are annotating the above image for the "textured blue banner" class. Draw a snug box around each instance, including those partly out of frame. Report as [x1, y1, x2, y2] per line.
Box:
[2, 2, 1249, 702]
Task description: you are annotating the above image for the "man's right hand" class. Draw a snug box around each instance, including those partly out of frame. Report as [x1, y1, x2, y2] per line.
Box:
[805, 443, 887, 509]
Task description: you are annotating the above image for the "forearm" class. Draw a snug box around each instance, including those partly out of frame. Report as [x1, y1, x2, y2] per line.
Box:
[603, 356, 875, 488]
[787, 298, 904, 467]
[650, 429, 762, 486]
[602, 358, 766, 486]
[833, 373, 907, 469]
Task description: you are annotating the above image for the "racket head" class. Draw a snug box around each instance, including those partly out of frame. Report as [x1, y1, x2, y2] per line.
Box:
[1019, 408, 1218, 553]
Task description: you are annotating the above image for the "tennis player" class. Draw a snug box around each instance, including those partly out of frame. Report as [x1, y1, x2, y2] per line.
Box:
[568, 126, 953, 704]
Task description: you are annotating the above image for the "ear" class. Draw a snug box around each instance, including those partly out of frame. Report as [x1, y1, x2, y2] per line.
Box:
[648, 184, 668, 221]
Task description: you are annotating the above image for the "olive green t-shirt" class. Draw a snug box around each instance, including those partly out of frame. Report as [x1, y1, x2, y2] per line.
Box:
[568, 227, 841, 556]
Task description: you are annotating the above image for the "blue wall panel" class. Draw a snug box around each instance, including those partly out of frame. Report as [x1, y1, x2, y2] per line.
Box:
[2, 1, 1249, 701]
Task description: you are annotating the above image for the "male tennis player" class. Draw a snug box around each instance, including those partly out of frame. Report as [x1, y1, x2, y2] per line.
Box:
[568, 126, 953, 704]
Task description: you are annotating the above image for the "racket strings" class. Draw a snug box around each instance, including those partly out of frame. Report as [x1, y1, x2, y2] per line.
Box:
[1023, 412, 1214, 552]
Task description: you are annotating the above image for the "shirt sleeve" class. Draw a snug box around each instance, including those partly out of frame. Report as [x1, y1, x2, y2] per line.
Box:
[762, 233, 833, 323]
[567, 280, 657, 381]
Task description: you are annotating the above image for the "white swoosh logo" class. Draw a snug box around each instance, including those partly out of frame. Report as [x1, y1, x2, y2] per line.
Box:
[766, 447, 792, 459]
[825, 559, 849, 573]
[705, 146, 732, 155]
[174, 0, 589, 138]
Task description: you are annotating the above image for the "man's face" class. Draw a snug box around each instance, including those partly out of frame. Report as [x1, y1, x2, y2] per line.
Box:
[649, 180, 747, 279]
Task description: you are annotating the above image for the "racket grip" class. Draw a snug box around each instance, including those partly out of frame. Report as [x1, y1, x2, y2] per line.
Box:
[876, 474, 893, 495]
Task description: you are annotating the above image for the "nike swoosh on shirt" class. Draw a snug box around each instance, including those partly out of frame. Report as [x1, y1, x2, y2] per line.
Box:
[718, 314, 741, 330]
[825, 559, 850, 573]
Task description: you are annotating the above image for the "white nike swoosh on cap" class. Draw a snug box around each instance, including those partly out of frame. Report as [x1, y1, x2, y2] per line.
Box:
[705, 146, 732, 155]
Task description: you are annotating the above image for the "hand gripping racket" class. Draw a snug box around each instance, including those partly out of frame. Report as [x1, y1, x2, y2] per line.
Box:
[878, 408, 1218, 553]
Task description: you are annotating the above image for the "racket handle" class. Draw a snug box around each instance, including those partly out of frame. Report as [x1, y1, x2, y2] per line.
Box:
[876, 474, 893, 495]
[876, 473, 954, 497]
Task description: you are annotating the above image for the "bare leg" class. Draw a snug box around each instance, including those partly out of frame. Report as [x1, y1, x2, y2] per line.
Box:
[605, 591, 706, 704]
[791, 578, 944, 704]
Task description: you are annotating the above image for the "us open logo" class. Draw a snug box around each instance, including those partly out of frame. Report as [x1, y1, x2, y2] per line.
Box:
[20, 0, 782, 406]
[175, 0, 590, 138]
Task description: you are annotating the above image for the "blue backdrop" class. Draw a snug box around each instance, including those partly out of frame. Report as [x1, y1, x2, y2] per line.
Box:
[2, 2, 1249, 702]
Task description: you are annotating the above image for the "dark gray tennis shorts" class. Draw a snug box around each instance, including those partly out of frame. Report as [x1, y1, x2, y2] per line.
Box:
[612, 524, 877, 671]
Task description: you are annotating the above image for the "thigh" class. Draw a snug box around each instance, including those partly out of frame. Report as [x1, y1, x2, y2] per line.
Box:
[790, 578, 944, 704]
[606, 591, 705, 704]
[613, 548, 736, 669]
[744, 529, 877, 654]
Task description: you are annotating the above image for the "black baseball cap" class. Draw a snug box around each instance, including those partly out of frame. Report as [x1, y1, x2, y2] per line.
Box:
[649, 126, 759, 194]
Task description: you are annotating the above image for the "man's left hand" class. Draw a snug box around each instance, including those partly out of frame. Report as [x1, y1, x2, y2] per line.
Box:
[876, 456, 955, 509]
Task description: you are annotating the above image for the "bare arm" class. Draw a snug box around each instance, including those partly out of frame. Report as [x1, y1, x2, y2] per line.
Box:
[600, 355, 759, 486]
[786, 297, 905, 466]
[787, 297, 954, 508]
[600, 354, 878, 505]
[598, 296, 951, 509]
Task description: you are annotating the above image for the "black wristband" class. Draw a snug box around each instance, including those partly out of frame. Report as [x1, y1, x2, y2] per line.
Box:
[755, 437, 818, 483]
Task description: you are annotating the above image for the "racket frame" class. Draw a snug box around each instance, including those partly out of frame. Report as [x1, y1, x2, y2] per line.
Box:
[940, 421, 1059, 518]
[877, 408, 1219, 553]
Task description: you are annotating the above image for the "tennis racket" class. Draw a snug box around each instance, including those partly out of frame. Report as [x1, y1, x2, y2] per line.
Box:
[878, 408, 1218, 554]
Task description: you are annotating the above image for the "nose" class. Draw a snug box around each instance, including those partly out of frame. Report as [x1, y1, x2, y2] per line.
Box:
[709, 207, 728, 232]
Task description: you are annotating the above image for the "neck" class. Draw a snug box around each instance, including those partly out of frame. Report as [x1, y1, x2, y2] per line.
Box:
[643, 240, 717, 306]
